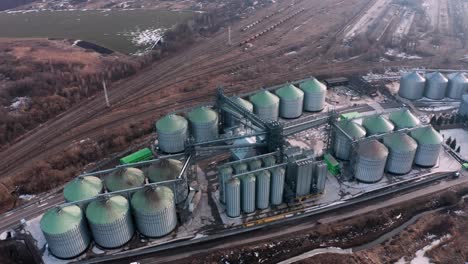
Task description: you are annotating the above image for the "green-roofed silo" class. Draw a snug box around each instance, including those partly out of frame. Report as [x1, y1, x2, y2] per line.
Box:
[362, 115, 395, 135]
[104, 167, 145, 192]
[410, 126, 443, 167]
[63, 176, 103, 203]
[156, 114, 188, 153]
[262, 155, 276, 167]
[233, 162, 248, 175]
[131, 186, 177, 237]
[275, 84, 304, 118]
[225, 97, 254, 128]
[333, 120, 367, 160]
[146, 159, 188, 204]
[299, 78, 326, 112]
[86, 195, 134, 248]
[248, 159, 262, 171]
[389, 109, 420, 130]
[187, 106, 219, 143]
[40, 205, 91, 259]
[249, 90, 280, 121]
[383, 133, 417, 174]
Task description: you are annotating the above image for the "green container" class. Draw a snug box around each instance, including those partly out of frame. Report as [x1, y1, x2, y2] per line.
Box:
[120, 148, 153, 164]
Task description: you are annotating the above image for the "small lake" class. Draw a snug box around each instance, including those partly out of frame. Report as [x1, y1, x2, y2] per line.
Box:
[0, 9, 194, 54]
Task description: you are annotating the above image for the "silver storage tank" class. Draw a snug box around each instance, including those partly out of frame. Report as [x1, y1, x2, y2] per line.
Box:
[333, 120, 367, 160]
[130, 186, 177, 238]
[262, 155, 276, 167]
[354, 140, 389, 183]
[275, 84, 304, 118]
[40, 205, 91, 259]
[424, 72, 448, 99]
[459, 94, 468, 117]
[63, 175, 103, 202]
[256, 170, 271, 210]
[248, 159, 262, 171]
[241, 174, 256, 213]
[296, 160, 314, 197]
[398, 71, 426, 100]
[250, 90, 280, 121]
[86, 195, 134, 248]
[225, 177, 241, 218]
[270, 167, 285, 205]
[389, 109, 420, 130]
[362, 115, 395, 135]
[187, 106, 219, 143]
[410, 126, 443, 167]
[105, 167, 145, 192]
[315, 162, 327, 193]
[447, 73, 468, 99]
[233, 163, 248, 175]
[218, 166, 233, 204]
[147, 159, 188, 204]
[299, 78, 326, 112]
[225, 97, 254, 127]
[156, 114, 188, 153]
[383, 133, 417, 174]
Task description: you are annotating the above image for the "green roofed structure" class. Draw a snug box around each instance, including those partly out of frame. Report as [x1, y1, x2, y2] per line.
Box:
[63, 175, 103, 202]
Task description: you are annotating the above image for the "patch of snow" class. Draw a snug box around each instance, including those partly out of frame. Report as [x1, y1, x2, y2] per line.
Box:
[0, 231, 9, 240]
[119, 27, 165, 55]
[19, 194, 36, 201]
[9, 97, 30, 111]
[284, 51, 298, 56]
[385, 49, 422, 60]
[418, 105, 458, 112]
[454, 210, 464, 216]
[25, 215, 46, 250]
[409, 234, 452, 264]
[92, 246, 105, 254]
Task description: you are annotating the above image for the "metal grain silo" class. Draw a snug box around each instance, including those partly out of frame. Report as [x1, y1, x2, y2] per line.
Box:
[225, 97, 254, 127]
[249, 90, 280, 121]
[354, 140, 388, 183]
[156, 114, 188, 153]
[296, 160, 313, 197]
[389, 109, 420, 130]
[447, 73, 468, 99]
[233, 163, 248, 175]
[333, 120, 366, 160]
[187, 106, 219, 143]
[383, 133, 417, 174]
[459, 94, 468, 117]
[241, 174, 256, 213]
[130, 186, 177, 237]
[248, 159, 262, 171]
[299, 78, 327, 112]
[105, 167, 145, 192]
[225, 177, 241, 218]
[218, 166, 233, 204]
[262, 155, 276, 167]
[424, 72, 448, 99]
[256, 170, 271, 210]
[275, 84, 304, 118]
[270, 167, 285, 205]
[314, 162, 327, 193]
[40, 205, 91, 259]
[147, 159, 188, 204]
[86, 195, 134, 248]
[362, 115, 395, 135]
[63, 175, 103, 202]
[410, 127, 443, 167]
[398, 71, 426, 100]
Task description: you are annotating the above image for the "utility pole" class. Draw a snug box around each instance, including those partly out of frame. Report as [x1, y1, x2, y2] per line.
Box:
[228, 26, 232, 46]
[102, 80, 110, 108]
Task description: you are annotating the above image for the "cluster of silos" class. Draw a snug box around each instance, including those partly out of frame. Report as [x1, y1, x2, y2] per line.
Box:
[146, 159, 188, 204]
[383, 133, 417, 174]
[63, 176, 103, 202]
[288, 160, 327, 198]
[353, 140, 389, 183]
[250, 90, 280, 121]
[333, 120, 367, 160]
[410, 127, 443, 167]
[399, 71, 468, 100]
[156, 114, 188, 153]
[187, 106, 219, 143]
[42, 188, 178, 257]
[299, 78, 327, 112]
[459, 94, 468, 117]
[104, 167, 145, 192]
[362, 115, 394, 135]
[224, 97, 254, 128]
[389, 109, 420, 130]
[275, 84, 304, 119]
